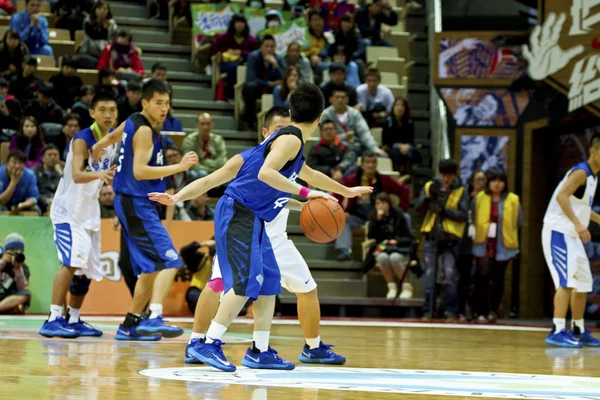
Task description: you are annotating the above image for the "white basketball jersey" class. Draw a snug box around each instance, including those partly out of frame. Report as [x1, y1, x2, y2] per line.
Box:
[266, 208, 289, 247]
[543, 162, 597, 237]
[51, 128, 116, 231]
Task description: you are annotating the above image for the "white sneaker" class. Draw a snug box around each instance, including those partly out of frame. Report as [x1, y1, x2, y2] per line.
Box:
[386, 283, 398, 299]
[399, 283, 413, 300]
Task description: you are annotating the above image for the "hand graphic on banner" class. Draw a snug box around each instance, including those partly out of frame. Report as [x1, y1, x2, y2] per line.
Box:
[522, 12, 584, 80]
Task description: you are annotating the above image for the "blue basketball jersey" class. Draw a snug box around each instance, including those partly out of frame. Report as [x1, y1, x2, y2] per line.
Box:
[225, 126, 305, 222]
[113, 113, 166, 197]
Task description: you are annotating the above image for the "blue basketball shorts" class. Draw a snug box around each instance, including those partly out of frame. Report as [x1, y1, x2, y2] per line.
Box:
[213, 195, 281, 300]
[114, 193, 182, 276]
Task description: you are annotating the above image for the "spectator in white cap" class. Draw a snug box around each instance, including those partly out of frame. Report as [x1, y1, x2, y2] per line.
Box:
[0, 233, 31, 314]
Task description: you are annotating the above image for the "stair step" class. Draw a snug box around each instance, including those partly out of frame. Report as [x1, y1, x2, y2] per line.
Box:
[114, 16, 168, 28]
[141, 56, 194, 73]
[130, 29, 170, 44]
[294, 242, 337, 260]
[278, 295, 424, 307]
[310, 278, 367, 297]
[226, 144, 252, 158]
[152, 71, 209, 84]
[406, 13, 428, 32]
[176, 113, 238, 131]
[172, 85, 214, 102]
[172, 99, 233, 112]
[138, 43, 190, 55]
[107, 1, 149, 18]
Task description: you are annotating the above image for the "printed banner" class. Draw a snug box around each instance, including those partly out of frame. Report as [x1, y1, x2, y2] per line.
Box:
[260, 18, 311, 55]
[191, 3, 241, 36]
[244, 8, 267, 38]
[459, 135, 509, 186]
[0, 217, 214, 315]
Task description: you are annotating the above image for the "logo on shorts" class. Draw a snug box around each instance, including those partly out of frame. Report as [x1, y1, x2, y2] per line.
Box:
[273, 197, 290, 209]
[100, 251, 122, 282]
[165, 249, 179, 260]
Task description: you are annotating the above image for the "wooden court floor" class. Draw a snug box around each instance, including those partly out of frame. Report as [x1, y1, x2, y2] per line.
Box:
[1, 317, 600, 400]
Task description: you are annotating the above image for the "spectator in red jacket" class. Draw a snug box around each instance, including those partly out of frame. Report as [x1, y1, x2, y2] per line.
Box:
[97, 30, 144, 78]
[333, 150, 410, 260]
[306, 119, 356, 182]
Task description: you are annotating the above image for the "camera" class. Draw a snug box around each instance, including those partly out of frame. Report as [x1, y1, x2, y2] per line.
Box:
[13, 253, 25, 264]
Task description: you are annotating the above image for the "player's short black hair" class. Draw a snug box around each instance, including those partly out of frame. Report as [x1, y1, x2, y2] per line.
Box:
[289, 83, 324, 124]
[42, 143, 60, 156]
[263, 106, 289, 129]
[7, 149, 26, 163]
[142, 79, 170, 101]
[591, 132, 600, 149]
[127, 80, 142, 92]
[91, 92, 117, 109]
[438, 158, 458, 175]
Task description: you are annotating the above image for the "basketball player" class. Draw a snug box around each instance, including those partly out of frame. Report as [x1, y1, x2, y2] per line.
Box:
[100, 79, 198, 340]
[150, 84, 372, 372]
[180, 107, 346, 365]
[542, 134, 600, 348]
[39, 93, 119, 338]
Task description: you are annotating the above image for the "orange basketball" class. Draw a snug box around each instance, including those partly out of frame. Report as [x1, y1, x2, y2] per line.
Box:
[299, 198, 346, 243]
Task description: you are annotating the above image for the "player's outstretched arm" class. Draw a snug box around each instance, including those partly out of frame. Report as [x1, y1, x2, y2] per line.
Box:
[299, 164, 373, 198]
[557, 169, 591, 242]
[285, 198, 306, 212]
[133, 127, 198, 180]
[72, 138, 116, 184]
[91, 121, 125, 162]
[149, 154, 244, 205]
[591, 211, 600, 225]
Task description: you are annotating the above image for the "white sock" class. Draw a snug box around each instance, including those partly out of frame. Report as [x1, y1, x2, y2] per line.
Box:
[189, 332, 205, 344]
[305, 336, 321, 349]
[67, 307, 80, 324]
[553, 318, 566, 333]
[49, 304, 62, 322]
[253, 331, 270, 353]
[205, 321, 227, 344]
[149, 303, 163, 319]
[572, 319, 585, 332]
[387, 282, 397, 290]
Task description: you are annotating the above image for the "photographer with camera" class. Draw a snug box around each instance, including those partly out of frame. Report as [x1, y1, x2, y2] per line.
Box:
[0, 233, 31, 314]
[416, 159, 468, 322]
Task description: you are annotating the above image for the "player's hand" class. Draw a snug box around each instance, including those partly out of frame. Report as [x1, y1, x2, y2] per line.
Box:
[576, 223, 592, 243]
[307, 189, 338, 202]
[179, 152, 199, 171]
[91, 144, 105, 163]
[200, 240, 215, 247]
[148, 192, 177, 205]
[98, 165, 116, 184]
[344, 186, 373, 198]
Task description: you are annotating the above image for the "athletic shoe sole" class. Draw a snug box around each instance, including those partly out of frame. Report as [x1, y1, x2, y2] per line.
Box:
[298, 354, 347, 365]
[241, 358, 295, 370]
[187, 348, 236, 372]
[136, 327, 184, 338]
[38, 330, 80, 339]
[545, 338, 583, 348]
[114, 333, 161, 341]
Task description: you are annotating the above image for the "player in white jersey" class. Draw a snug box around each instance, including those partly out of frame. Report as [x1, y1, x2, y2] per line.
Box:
[180, 107, 346, 364]
[39, 93, 119, 339]
[542, 134, 600, 348]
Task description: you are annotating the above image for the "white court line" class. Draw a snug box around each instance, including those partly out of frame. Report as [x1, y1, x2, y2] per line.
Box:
[0, 315, 550, 332]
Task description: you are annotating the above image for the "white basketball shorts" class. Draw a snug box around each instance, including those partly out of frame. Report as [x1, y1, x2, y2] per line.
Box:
[53, 222, 103, 281]
[542, 227, 593, 293]
[211, 237, 317, 294]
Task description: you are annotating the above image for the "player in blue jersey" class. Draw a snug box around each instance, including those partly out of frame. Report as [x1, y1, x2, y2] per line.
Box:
[99, 79, 198, 340]
[150, 83, 372, 371]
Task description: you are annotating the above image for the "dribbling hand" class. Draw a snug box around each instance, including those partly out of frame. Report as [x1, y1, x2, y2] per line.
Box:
[345, 186, 373, 198]
[307, 190, 338, 203]
[148, 192, 176, 205]
[179, 152, 199, 171]
[576, 223, 591, 243]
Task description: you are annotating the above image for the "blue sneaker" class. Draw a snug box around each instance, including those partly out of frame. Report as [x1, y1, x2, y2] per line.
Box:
[69, 319, 103, 337]
[115, 324, 161, 341]
[185, 338, 205, 364]
[573, 329, 600, 347]
[298, 342, 346, 365]
[185, 339, 236, 372]
[39, 317, 80, 338]
[241, 347, 295, 370]
[135, 316, 184, 338]
[545, 329, 583, 348]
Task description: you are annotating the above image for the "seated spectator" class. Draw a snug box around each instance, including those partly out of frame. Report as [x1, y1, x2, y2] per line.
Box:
[282, 42, 313, 84]
[162, 107, 184, 132]
[165, 146, 195, 193]
[54, 0, 94, 40]
[0, 78, 22, 130]
[273, 66, 299, 108]
[356, 0, 398, 47]
[0, 150, 40, 215]
[78, 1, 118, 69]
[171, 0, 192, 27]
[211, 14, 258, 101]
[49, 56, 83, 111]
[71, 85, 95, 128]
[33, 143, 61, 213]
[0, 233, 31, 314]
[322, 89, 388, 157]
[330, 46, 361, 88]
[117, 80, 142, 124]
[263, 10, 283, 29]
[303, 10, 329, 76]
[143, 63, 173, 98]
[9, 0, 53, 57]
[9, 117, 45, 168]
[95, 67, 125, 100]
[333, 13, 366, 63]
[334, 151, 410, 260]
[24, 82, 65, 125]
[182, 113, 227, 177]
[364, 192, 413, 299]
[382, 97, 419, 171]
[186, 193, 215, 221]
[9, 55, 42, 106]
[306, 119, 356, 182]
[320, 63, 358, 107]
[45, 113, 79, 160]
[97, 30, 144, 80]
[357, 68, 394, 127]
[180, 240, 214, 313]
[0, 29, 29, 80]
[416, 158, 468, 322]
[242, 35, 284, 129]
[99, 184, 116, 218]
